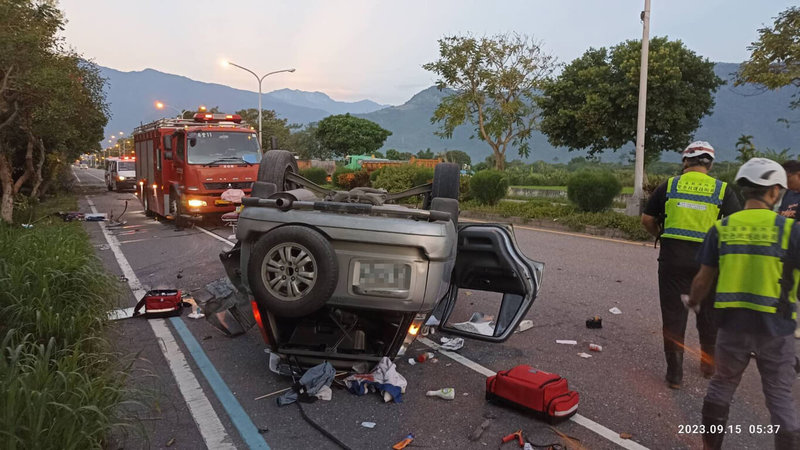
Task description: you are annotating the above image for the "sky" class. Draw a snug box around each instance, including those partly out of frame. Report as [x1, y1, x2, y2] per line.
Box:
[58, 0, 796, 106]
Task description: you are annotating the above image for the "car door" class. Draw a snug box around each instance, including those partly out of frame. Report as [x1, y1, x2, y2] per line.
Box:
[435, 223, 544, 342]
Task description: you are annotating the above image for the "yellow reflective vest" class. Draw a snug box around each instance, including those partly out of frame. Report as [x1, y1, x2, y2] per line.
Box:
[663, 171, 726, 242]
[714, 209, 798, 320]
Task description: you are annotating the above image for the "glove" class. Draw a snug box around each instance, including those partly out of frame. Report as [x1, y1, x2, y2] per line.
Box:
[680, 294, 700, 314]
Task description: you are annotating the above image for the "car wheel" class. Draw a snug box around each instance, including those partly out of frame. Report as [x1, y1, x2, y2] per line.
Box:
[248, 225, 338, 318]
[431, 163, 460, 200]
[257, 150, 299, 192]
[170, 193, 187, 229]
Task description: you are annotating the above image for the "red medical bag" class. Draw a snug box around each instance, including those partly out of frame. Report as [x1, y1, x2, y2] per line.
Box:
[486, 365, 579, 423]
[133, 289, 183, 318]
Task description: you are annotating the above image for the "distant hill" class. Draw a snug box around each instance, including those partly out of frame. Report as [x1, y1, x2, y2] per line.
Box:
[99, 66, 386, 136]
[100, 63, 796, 163]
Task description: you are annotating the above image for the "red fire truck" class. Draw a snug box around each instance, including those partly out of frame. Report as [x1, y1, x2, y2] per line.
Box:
[133, 113, 260, 225]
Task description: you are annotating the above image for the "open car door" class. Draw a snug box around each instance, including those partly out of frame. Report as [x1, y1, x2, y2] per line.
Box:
[435, 223, 544, 342]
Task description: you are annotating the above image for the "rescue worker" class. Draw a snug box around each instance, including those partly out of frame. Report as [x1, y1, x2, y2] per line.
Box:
[687, 158, 800, 449]
[641, 141, 741, 389]
[778, 160, 800, 340]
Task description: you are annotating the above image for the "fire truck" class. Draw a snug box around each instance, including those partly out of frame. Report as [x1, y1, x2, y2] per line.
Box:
[133, 112, 260, 225]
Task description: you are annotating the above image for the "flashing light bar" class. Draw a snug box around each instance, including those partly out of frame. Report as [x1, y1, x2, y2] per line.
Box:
[193, 113, 242, 124]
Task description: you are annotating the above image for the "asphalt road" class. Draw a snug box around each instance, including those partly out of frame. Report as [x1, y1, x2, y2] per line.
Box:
[71, 166, 800, 449]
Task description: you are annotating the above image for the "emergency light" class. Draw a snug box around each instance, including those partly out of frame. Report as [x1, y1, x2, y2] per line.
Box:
[193, 113, 242, 124]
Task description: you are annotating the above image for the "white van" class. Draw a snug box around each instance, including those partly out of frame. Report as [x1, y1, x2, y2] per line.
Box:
[105, 157, 136, 191]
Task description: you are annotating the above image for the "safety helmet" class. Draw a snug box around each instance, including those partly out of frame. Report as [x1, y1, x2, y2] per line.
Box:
[735, 158, 787, 188]
[682, 141, 715, 160]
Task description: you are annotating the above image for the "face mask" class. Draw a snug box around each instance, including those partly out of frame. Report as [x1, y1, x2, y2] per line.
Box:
[772, 188, 787, 212]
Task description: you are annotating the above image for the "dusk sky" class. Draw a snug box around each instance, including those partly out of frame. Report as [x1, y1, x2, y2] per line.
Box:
[58, 0, 795, 105]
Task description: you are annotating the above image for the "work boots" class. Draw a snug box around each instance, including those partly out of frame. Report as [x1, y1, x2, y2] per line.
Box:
[775, 428, 800, 450]
[700, 344, 715, 379]
[665, 351, 683, 389]
[701, 401, 729, 450]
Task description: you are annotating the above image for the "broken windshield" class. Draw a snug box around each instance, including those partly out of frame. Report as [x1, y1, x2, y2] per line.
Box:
[186, 131, 261, 165]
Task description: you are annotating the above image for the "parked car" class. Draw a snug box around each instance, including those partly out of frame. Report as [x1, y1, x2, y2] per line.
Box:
[218, 151, 544, 368]
[79, 163, 89, 169]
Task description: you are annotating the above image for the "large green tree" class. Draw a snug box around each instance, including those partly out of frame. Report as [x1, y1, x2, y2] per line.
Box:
[235, 108, 293, 150]
[440, 150, 471, 167]
[0, 0, 108, 223]
[423, 33, 556, 170]
[737, 7, 800, 113]
[315, 113, 391, 158]
[538, 37, 723, 166]
[285, 123, 329, 159]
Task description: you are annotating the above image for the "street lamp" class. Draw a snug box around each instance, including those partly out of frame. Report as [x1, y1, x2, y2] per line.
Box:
[154, 101, 185, 118]
[222, 60, 295, 149]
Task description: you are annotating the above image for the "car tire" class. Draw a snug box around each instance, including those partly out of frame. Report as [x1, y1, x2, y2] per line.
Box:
[258, 150, 299, 192]
[248, 225, 338, 318]
[431, 163, 460, 200]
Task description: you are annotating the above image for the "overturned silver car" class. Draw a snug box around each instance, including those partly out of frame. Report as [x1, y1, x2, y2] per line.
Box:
[218, 150, 543, 368]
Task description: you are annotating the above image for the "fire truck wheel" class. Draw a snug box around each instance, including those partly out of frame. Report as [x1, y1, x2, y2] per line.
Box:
[258, 150, 299, 192]
[170, 193, 187, 229]
[143, 195, 155, 217]
[248, 225, 338, 318]
[431, 163, 460, 201]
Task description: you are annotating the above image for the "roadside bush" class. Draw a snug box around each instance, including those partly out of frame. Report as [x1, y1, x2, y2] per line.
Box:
[336, 170, 371, 190]
[373, 165, 434, 193]
[300, 167, 328, 185]
[459, 175, 472, 202]
[567, 170, 621, 212]
[643, 173, 671, 194]
[469, 170, 509, 205]
[332, 167, 355, 188]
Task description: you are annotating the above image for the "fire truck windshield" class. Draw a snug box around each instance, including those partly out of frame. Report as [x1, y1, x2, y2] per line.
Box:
[187, 131, 261, 165]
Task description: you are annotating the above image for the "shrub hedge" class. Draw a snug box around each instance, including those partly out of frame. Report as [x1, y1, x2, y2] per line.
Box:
[469, 170, 509, 205]
[299, 167, 328, 185]
[567, 170, 622, 212]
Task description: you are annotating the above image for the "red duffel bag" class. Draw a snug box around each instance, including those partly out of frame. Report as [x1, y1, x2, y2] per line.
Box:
[486, 364, 579, 423]
[133, 289, 183, 318]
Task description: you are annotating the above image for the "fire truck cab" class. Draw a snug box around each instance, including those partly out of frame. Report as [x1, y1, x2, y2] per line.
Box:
[133, 113, 260, 225]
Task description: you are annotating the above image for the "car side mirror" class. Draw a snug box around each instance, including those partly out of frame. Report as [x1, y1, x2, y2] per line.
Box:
[162, 135, 172, 151]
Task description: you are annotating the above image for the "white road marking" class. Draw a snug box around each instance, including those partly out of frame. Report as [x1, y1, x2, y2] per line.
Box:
[196, 225, 236, 248]
[87, 196, 235, 450]
[70, 167, 80, 183]
[418, 337, 650, 450]
[84, 170, 106, 182]
[191, 219, 649, 449]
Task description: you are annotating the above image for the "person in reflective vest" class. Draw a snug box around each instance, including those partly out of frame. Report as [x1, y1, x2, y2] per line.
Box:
[688, 158, 799, 450]
[642, 141, 741, 389]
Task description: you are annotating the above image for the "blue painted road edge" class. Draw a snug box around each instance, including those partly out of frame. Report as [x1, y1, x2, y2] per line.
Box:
[170, 317, 270, 450]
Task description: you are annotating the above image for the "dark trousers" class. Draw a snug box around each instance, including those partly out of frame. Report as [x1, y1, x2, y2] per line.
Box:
[658, 262, 717, 356]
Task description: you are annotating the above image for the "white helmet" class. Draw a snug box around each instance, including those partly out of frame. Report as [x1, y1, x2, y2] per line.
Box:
[682, 141, 715, 160]
[735, 158, 787, 188]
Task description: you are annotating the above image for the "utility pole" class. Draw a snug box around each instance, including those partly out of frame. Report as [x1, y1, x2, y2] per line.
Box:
[627, 0, 651, 216]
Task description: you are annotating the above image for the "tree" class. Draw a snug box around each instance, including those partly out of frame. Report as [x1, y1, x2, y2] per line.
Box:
[235, 108, 292, 150]
[737, 7, 800, 112]
[416, 148, 434, 159]
[440, 150, 471, 167]
[285, 123, 329, 159]
[423, 33, 556, 170]
[315, 113, 391, 158]
[735, 135, 758, 163]
[385, 149, 401, 160]
[538, 37, 723, 167]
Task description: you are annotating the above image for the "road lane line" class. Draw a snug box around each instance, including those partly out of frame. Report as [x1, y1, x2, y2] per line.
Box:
[196, 225, 236, 247]
[70, 167, 80, 183]
[86, 196, 239, 450]
[84, 170, 106, 182]
[459, 217, 650, 247]
[193, 221, 649, 449]
[418, 337, 650, 450]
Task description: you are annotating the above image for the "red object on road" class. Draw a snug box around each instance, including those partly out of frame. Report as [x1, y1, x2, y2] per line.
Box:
[392, 433, 414, 449]
[501, 429, 524, 447]
[133, 289, 183, 318]
[486, 365, 579, 423]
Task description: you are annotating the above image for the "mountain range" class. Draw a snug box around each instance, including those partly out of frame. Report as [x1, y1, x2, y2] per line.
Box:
[100, 64, 797, 163]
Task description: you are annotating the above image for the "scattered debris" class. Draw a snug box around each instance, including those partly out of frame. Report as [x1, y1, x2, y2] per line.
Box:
[392, 433, 415, 450]
[278, 361, 336, 406]
[469, 419, 492, 441]
[202, 336, 212, 340]
[316, 385, 333, 401]
[165, 438, 175, 447]
[407, 358, 417, 366]
[416, 352, 435, 363]
[426, 388, 455, 400]
[107, 306, 136, 321]
[501, 430, 524, 447]
[586, 316, 603, 329]
[440, 337, 465, 351]
[257, 428, 269, 434]
[620, 432, 633, 439]
[344, 357, 407, 403]
[453, 312, 496, 335]
[589, 344, 603, 352]
[425, 315, 440, 326]
[515, 320, 533, 333]
[85, 213, 107, 222]
[577, 352, 592, 358]
[609, 307, 622, 315]
[98, 244, 110, 251]
[361, 421, 376, 429]
[119, 276, 128, 282]
[21, 223, 33, 229]
[556, 340, 578, 345]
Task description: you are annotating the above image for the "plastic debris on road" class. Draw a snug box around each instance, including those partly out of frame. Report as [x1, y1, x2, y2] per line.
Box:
[277, 361, 335, 406]
[360, 421, 376, 429]
[407, 358, 417, 366]
[589, 344, 603, 352]
[426, 388, 455, 400]
[469, 419, 492, 441]
[344, 357, 407, 403]
[609, 307, 623, 315]
[586, 316, 603, 329]
[578, 352, 592, 358]
[556, 340, 578, 345]
[415, 352, 435, 363]
[515, 319, 533, 333]
[440, 337, 465, 351]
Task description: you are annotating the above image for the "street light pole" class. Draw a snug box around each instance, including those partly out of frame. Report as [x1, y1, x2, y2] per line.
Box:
[628, 0, 651, 216]
[224, 62, 295, 150]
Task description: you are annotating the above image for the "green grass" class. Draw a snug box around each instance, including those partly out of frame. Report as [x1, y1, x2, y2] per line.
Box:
[510, 185, 634, 194]
[0, 195, 132, 449]
[461, 198, 651, 241]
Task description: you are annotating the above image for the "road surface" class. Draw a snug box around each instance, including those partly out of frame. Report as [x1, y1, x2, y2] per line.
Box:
[71, 166, 800, 449]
